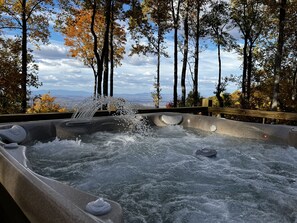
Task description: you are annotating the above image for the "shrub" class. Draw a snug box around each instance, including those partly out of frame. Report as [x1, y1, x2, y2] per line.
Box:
[27, 93, 67, 113]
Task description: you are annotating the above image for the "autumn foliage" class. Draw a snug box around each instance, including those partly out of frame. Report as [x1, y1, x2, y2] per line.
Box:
[59, 4, 126, 97]
[0, 37, 40, 114]
[27, 93, 67, 113]
[1, 0, 297, 114]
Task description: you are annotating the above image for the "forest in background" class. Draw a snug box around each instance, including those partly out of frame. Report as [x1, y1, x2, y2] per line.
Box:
[0, 0, 297, 114]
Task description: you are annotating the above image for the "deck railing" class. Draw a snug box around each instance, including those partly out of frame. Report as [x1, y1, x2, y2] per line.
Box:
[0, 106, 296, 124]
[0, 107, 208, 123]
[208, 107, 297, 124]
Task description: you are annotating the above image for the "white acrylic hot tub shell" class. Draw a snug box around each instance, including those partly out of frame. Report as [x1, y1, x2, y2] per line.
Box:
[0, 145, 123, 223]
[0, 112, 296, 223]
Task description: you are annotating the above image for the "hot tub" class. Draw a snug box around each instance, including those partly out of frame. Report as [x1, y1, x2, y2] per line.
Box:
[0, 112, 297, 223]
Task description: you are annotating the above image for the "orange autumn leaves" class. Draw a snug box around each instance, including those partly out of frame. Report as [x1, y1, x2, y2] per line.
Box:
[61, 9, 125, 67]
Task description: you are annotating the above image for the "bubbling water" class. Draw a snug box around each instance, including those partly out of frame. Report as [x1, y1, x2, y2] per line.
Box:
[27, 126, 297, 223]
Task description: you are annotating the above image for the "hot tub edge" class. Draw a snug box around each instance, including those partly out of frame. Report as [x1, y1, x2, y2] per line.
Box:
[0, 113, 296, 223]
[0, 146, 123, 223]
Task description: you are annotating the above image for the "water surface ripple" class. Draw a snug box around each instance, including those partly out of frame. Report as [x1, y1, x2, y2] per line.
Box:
[27, 126, 297, 223]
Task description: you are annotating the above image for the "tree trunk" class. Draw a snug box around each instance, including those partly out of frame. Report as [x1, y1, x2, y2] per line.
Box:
[241, 35, 248, 108]
[156, 28, 161, 108]
[97, 66, 103, 97]
[247, 38, 253, 106]
[173, 24, 178, 107]
[216, 42, 224, 107]
[103, 53, 109, 96]
[90, 0, 102, 97]
[103, 0, 112, 97]
[90, 64, 97, 97]
[181, 3, 189, 107]
[293, 65, 297, 108]
[21, 0, 27, 112]
[171, 0, 181, 107]
[109, 1, 114, 97]
[271, 0, 286, 111]
[94, 75, 97, 98]
[193, 0, 201, 106]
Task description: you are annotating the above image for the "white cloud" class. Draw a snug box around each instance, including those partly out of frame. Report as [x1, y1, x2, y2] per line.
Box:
[32, 33, 242, 98]
[33, 42, 69, 59]
[124, 54, 157, 66]
[43, 74, 58, 81]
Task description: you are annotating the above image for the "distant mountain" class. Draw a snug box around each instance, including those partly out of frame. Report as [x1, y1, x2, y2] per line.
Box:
[31, 89, 172, 108]
[31, 89, 92, 97]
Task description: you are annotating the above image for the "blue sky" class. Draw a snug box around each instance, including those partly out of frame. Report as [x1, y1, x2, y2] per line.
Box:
[19, 0, 243, 99]
[31, 27, 242, 98]
[2, 0, 243, 101]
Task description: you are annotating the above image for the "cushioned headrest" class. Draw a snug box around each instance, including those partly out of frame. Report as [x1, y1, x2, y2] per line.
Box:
[160, 115, 183, 125]
[0, 125, 27, 143]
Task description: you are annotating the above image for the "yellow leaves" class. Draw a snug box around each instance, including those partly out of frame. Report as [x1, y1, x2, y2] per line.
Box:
[0, 0, 5, 7]
[142, 0, 154, 15]
[230, 90, 241, 102]
[26, 93, 67, 113]
[58, 107, 67, 113]
[40, 93, 55, 102]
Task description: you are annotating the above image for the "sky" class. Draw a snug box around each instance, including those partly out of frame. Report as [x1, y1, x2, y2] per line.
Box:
[20, 0, 243, 100]
[31, 29, 242, 99]
[1, 0, 243, 102]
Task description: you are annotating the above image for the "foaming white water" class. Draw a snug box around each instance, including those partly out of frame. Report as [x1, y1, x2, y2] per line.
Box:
[27, 126, 297, 223]
[71, 96, 137, 120]
[71, 96, 151, 136]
